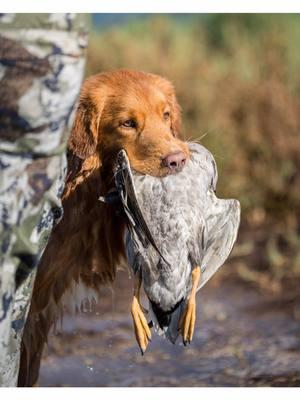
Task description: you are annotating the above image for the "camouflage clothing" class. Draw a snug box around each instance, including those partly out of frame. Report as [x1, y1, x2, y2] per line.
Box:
[0, 13, 88, 386]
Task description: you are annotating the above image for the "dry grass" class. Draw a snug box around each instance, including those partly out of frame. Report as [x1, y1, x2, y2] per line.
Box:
[86, 15, 300, 289]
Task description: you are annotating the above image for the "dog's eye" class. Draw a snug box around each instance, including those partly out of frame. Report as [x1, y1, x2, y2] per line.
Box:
[122, 119, 137, 128]
[163, 111, 170, 120]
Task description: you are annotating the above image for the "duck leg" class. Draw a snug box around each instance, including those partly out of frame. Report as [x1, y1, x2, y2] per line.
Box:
[131, 270, 152, 355]
[180, 265, 201, 345]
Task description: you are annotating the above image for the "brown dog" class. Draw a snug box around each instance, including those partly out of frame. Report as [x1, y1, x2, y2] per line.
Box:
[18, 70, 189, 386]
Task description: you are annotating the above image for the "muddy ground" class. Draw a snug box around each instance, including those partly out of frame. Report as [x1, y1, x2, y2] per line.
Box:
[38, 268, 300, 387]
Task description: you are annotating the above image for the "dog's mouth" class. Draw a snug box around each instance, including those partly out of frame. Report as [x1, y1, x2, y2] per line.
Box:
[103, 142, 190, 180]
[130, 164, 183, 178]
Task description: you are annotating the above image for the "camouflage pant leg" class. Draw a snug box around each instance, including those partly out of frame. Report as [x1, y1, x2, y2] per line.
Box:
[0, 152, 67, 386]
[0, 13, 88, 386]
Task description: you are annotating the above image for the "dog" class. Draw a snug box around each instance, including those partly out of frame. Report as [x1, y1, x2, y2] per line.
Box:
[18, 70, 190, 386]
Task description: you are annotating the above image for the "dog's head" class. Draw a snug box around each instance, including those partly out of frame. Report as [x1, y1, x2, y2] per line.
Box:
[69, 70, 189, 178]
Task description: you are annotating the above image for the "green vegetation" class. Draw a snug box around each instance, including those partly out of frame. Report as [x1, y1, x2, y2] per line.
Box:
[86, 14, 300, 290]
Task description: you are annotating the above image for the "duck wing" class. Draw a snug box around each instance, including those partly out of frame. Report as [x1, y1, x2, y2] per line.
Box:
[113, 150, 170, 268]
[188, 143, 240, 290]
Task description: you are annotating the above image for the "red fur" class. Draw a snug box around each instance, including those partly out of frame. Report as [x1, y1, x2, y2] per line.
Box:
[18, 70, 189, 386]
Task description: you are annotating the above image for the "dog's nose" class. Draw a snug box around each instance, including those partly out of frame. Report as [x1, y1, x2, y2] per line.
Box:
[162, 151, 186, 173]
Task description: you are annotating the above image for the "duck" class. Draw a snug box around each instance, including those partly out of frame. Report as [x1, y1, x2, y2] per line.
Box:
[111, 142, 240, 354]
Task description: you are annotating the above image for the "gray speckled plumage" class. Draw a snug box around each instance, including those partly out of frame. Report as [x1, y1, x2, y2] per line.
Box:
[114, 142, 240, 343]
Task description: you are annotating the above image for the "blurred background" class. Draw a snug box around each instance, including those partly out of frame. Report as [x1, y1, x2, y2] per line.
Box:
[87, 13, 300, 292]
[40, 14, 300, 386]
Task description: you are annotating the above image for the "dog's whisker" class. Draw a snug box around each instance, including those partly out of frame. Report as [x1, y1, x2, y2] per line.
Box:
[187, 127, 220, 144]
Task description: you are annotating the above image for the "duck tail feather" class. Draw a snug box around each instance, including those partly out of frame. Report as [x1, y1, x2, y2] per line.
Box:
[166, 300, 187, 344]
[149, 298, 187, 344]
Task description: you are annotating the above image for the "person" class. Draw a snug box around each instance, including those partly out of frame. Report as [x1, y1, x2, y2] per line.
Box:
[0, 13, 88, 386]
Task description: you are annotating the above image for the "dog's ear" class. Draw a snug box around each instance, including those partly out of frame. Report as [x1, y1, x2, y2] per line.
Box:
[65, 75, 108, 186]
[148, 74, 182, 137]
[68, 96, 100, 160]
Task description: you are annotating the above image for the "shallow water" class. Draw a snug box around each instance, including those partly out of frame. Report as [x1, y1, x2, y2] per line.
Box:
[38, 269, 300, 387]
